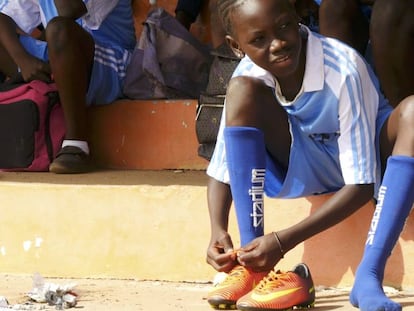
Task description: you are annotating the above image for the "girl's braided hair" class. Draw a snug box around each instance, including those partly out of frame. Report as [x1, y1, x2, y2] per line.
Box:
[216, 0, 247, 35]
[217, 0, 298, 35]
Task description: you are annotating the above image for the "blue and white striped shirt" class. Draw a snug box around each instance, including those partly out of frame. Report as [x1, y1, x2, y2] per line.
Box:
[207, 26, 392, 198]
[0, 0, 135, 50]
[0, 0, 136, 105]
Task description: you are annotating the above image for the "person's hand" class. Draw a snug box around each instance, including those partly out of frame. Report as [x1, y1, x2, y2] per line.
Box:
[206, 231, 237, 273]
[236, 232, 283, 272]
[18, 54, 52, 83]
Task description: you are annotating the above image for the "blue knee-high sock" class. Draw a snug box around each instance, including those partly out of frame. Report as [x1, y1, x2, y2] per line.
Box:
[350, 155, 414, 311]
[224, 127, 266, 247]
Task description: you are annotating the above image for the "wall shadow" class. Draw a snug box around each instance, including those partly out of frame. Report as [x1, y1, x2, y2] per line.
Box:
[301, 195, 413, 288]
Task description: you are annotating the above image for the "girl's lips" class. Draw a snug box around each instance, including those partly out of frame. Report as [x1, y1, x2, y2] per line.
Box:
[270, 51, 291, 64]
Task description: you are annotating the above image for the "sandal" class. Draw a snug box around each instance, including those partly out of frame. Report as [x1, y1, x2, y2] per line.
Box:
[49, 145, 93, 174]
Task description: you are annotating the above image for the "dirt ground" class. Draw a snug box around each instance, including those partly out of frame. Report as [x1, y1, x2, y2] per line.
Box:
[1, 275, 414, 311]
[1, 275, 209, 311]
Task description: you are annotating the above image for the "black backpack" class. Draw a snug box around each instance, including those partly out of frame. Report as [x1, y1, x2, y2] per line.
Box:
[195, 43, 240, 161]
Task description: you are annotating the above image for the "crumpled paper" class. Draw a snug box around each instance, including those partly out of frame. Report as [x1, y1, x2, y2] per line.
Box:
[27, 273, 78, 309]
[0, 296, 8, 309]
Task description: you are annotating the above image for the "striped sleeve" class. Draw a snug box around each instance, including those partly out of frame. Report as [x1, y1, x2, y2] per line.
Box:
[0, 0, 41, 34]
[322, 39, 378, 185]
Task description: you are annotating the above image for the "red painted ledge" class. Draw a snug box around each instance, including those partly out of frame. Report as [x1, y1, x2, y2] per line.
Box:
[87, 99, 208, 170]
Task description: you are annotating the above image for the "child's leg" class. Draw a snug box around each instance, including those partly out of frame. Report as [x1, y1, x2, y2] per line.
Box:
[350, 155, 414, 311]
[370, 0, 414, 108]
[46, 17, 94, 143]
[46, 17, 95, 173]
[223, 77, 290, 247]
[0, 43, 18, 79]
[224, 126, 266, 246]
[350, 72, 414, 310]
[318, 0, 369, 55]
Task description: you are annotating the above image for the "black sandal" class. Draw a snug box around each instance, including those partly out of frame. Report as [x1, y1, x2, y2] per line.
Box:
[49, 145, 93, 174]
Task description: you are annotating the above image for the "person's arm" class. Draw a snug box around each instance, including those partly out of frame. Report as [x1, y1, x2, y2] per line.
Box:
[0, 13, 22, 77]
[175, 0, 204, 29]
[0, 13, 51, 81]
[360, 0, 375, 5]
[278, 183, 373, 251]
[238, 183, 374, 271]
[0, 14, 28, 61]
[53, 0, 87, 19]
[206, 177, 239, 273]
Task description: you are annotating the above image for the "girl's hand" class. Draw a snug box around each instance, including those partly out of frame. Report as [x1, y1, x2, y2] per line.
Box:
[206, 231, 237, 273]
[19, 55, 51, 83]
[236, 233, 283, 272]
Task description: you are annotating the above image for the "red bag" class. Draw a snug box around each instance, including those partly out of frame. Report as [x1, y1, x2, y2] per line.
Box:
[0, 80, 65, 171]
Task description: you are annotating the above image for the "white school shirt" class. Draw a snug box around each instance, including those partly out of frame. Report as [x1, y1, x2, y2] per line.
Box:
[0, 0, 118, 34]
[207, 26, 392, 198]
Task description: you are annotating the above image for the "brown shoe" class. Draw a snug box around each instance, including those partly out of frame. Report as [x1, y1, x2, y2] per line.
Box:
[49, 146, 93, 174]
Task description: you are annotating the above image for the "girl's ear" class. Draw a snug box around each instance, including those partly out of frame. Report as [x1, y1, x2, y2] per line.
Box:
[226, 35, 245, 59]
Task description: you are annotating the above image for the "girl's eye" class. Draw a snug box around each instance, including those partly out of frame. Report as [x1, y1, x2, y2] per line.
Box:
[280, 22, 290, 30]
[251, 36, 264, 44]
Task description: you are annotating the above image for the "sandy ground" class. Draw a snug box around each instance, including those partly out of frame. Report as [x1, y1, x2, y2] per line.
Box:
[1, 275, 414, 311]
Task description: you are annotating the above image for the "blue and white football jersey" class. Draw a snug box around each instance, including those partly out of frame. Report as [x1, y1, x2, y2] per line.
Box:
[207, 26, 392, 198]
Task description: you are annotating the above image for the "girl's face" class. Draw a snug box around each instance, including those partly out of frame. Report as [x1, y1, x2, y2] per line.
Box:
[227, 0, 304, 80]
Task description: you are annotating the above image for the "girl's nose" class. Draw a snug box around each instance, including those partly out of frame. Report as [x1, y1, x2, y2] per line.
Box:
[269, 38, 284, 53]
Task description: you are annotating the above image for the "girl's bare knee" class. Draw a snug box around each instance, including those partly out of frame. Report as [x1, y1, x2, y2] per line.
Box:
[399, 96, 414, 122]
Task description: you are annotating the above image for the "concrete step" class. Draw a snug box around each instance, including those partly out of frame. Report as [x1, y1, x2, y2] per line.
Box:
[1, 170, 414, 291]
[2, 0, 410, 295]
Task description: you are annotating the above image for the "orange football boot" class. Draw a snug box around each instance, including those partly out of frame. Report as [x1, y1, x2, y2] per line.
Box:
[207, 265, 268, 310]
[236, 263, 315, 311]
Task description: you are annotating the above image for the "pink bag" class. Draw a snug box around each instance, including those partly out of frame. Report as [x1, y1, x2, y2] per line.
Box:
[0, 80, 66, 171]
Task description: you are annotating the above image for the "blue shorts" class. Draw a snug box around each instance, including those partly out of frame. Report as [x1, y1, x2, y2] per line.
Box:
[19, 35, 130, 106]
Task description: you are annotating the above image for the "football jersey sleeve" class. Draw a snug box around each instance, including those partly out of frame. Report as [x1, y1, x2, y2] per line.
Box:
[0, 0, 41, 34]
